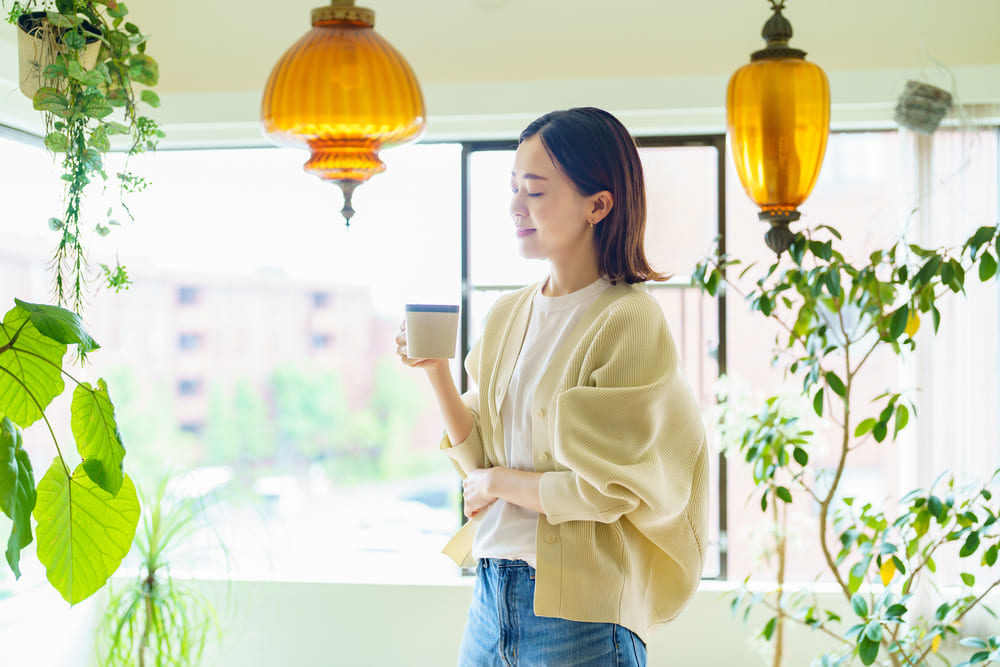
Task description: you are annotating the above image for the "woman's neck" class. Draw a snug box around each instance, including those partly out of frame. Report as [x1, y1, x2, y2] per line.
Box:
[543, 261, 601, 297]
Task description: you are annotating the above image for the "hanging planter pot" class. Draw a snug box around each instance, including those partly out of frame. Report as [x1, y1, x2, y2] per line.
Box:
[894, 80, 953, 135]
[16, 11, 102, 100]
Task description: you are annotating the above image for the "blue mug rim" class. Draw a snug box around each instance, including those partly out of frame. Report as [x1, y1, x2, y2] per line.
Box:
[406, 304, 459, 313]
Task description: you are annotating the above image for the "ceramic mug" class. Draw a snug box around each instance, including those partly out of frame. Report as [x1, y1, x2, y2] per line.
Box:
[405, 304, 460, 359]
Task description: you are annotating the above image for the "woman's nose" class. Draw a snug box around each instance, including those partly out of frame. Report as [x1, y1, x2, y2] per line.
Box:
[510, 192, 527, 218]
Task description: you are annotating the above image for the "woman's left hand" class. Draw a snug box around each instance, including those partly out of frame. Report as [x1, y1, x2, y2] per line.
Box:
[462, 469, 498, 518]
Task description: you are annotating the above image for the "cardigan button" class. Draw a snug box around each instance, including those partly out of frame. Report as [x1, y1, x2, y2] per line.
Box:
[538, 452, 550, 463]
[535, 408, 545, 419]
[544, 534, 557, 544]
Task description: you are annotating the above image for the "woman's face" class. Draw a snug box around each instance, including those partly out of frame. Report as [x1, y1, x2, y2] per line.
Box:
[510, 135, 597, 264]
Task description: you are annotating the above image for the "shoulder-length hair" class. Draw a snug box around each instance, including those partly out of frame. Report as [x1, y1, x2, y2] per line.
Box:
[519, 107, 666, 284]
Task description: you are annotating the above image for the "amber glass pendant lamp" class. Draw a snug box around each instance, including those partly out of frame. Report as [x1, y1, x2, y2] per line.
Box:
[261, 0, 426, 226]
[726, 0, 830, 254]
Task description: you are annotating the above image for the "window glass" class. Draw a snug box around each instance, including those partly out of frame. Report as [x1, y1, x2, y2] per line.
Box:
[723, 131, 905, 583]
[0, 137, 464, 584]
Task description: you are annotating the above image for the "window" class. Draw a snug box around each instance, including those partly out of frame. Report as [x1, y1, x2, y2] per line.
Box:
[177, 286, 200, 305]
[178, 378, 203, 395]
[0, 137, 463, 584]
[179, 422, 204, 436]
[311, 333, 333, 349]
[2, 120, 996, 590]
[178, 333, 203, 351]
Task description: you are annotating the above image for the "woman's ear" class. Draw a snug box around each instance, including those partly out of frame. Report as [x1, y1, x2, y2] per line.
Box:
[589, 191, 614, 225]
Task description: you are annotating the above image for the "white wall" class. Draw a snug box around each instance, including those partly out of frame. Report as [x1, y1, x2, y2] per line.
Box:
[4, 576, 991, 667]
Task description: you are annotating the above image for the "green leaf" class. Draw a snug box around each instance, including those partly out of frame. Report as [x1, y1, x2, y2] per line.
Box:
[969, 226, 996, 255]
[826, 372, 846, 397]
[886, 603, 906, 619]
[984, 544, 998, 567]
[872, 421, 887, 443]
[104, 121, 130, 135]
[852, 593, 869, 617]
[108, 1, 129, 19]
[140, 89, 160, 108]
[893, 405, 909, 439]
[855, 418, 876, 437]
[32, 87, 72, 119]
[776, 486, 793, 503]
[960, 532, 981, 558]
[961, 638, 989, 649]
[80, 148, 104, 171]
[889, 305, 909, 340]
[44, 11, 82, 28]
[979, 252, 997, 282]
[106, 88, 129, 107]
[88, 125, 110, 152]
[0, 417, 36, 577]
[13, 300, 100, 355]
[961, 572, 976, 587]
[127, 53, 159, 86]
[72, 379, 125, 496]
[793, 446, 809, 466]
[33, 460, 140, 605]
[66, 60, 105, 87]
[44, 131, 69, 152]
[858, 636, 880, 665]
[77, 92, 114, 119]
[864, 622, 883, 643]
[813, 388, 824, 417]
[43, 62, 68, 80]
[761, 616, 777, 640]
[825, 269, 842, 297]
[914, 255, 943, 286]
[0, 304, 68, 428]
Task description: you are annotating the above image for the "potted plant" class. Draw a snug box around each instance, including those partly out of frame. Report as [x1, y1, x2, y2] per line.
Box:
[5, 0, 163, 313]
[98, 473, 223, 667]
[693, 223, 1000, 666]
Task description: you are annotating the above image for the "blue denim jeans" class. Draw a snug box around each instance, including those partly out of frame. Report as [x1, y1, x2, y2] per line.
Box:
[458, 558, 647, 667]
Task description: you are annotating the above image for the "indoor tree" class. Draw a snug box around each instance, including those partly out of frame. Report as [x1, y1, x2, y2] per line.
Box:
[694, 223, 1000, 667]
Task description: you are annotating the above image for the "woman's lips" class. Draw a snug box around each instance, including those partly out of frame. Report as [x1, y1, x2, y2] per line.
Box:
[516, 228, 536, 238]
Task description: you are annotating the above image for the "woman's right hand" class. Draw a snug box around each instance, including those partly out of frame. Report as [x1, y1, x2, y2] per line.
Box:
[395, 321, 448, 372]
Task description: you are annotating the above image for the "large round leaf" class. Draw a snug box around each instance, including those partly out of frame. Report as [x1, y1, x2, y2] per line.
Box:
[0, 304, 67, 429]
[14, 299, 99, 356]
[34, 459, 140, 605]
[72, 379, 125, 496]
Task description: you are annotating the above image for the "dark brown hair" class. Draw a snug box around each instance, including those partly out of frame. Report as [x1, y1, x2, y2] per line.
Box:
[519, 107, 666, 284]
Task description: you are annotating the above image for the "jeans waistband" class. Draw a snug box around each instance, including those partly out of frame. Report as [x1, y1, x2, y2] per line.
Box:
[481, 558, 533, 570]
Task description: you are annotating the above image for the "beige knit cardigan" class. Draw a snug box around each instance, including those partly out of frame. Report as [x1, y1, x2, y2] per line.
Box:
[440, 280, 709, 642]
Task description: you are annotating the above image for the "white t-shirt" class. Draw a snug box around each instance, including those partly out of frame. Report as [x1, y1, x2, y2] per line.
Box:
[472, 276, 613, 566]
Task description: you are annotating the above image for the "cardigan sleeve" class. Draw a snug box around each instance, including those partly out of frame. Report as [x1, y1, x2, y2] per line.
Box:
[439, 330, 487, 479]
[538, 294, 708, 535]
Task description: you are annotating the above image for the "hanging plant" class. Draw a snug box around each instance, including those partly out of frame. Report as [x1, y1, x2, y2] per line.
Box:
[5, 0, 163, 314]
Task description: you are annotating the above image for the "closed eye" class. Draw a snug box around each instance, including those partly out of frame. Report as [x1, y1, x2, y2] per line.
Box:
[511, 185, 543, 198]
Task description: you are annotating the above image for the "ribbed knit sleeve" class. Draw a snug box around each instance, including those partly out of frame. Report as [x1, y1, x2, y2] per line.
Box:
[440, 326, 486, 479]
[538, 293, 707, 535]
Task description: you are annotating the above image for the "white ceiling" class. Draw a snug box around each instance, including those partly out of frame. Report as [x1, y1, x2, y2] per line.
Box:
[1, 0, 999, 142]
[3, 0, 996, 94]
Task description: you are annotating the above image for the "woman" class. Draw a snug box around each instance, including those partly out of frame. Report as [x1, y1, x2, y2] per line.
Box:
[396, 107, 708, 666]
